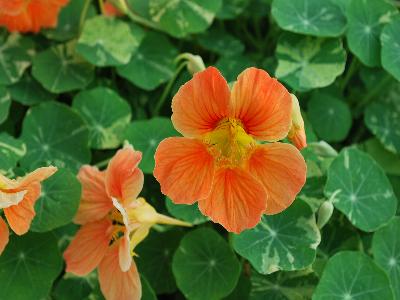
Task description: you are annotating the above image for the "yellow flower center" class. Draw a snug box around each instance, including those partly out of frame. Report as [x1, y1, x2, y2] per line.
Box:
[203, 118, 256, 167]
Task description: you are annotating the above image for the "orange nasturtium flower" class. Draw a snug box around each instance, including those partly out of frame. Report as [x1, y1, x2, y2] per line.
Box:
[103, 1, 123, 17]
[0, 0, 69, 33]
[154, 67, 307, 233]
[0, 166, 58, 254]
[64, 145, 191, 300]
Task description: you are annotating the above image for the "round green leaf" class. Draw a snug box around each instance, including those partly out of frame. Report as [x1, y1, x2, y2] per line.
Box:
[117, 32, 178, 90]
[313, 251, 394, 300]
[216, 54, 255, 82]
[77, 16, 144, 67]
[0, 232, 63, 300]
[20, 102, 91, 172]
[9, 75, 54, 106]
[52, 277, 92, 300]
[216, 0, 248, 20]
[0, 133, 26, 173]
[141, 276, 157, 300]
[307, 93, 352, 142]
[233, 199, 321, 274]
[272, 0, 346, 37]
[0, 34, 33, 85]
[172, 228, 241, 300]
[197, 28, 244, 55]
[149, 0, 222, 38]
[165, 197, 208, 225]
[136, 230, 183, 294]
[0, 85, 11, 124]
[275, 33, 346, 90]
[365, 102, 400, 154]
[324, 147, 397, 232]
[73, 87, 131, 149]
[123, 117, 178, 173]
[32, 44, 94, 93]
[31, 168, 81, 232]
[346, 0, 398, 67]
[372, 217, 400, 300]
[381, 18, 400, 81]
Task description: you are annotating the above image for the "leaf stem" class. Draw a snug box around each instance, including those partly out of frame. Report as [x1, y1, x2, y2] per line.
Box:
[79, 0, 92, 35]
[95, 157, 111, 169]
[153, 62, 187, 116]
[340, 57, 360, 92]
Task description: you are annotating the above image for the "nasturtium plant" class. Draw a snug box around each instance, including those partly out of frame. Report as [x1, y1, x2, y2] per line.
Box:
[1, 0, 400, 298]
[325, 147, 397, 232]
[73, 87, 131, 149]
[275, 33, 346, 90]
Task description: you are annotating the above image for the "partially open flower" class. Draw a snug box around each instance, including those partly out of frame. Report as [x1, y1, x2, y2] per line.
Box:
[288, 94, 307, 150]
[64, 145, 190, 300]
[0, 0, 69, 33]
[0, 166, 58, 254]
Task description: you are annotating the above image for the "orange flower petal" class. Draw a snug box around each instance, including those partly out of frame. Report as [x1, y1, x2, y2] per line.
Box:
[74, 166, 113, 225]
[17, 166, 58, 188]
[154, 137, 215, 204]
[103, 1, 123, 16]
[118, 230, 132, 272]
[105, 146, 144, 204]
[64, 219, 112, 276]
[172, 67, 230, 138]
[230, 67, 292, 141]
[0, 0, 26, 15]
[3, 183, 41, 235]
[198, 167, 267, 233]
[98, 246, 142, 300]
[0, 216, 9, 255]
[248, 143, 307, 215]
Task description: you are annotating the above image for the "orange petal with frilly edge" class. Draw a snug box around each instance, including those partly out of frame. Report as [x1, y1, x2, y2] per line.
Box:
[154, 137, 215, 204]
[64, 219, 112, 276]
[99, 245, 142, 300]
[0, 216, 9, 255]
[248, 143, 306, 215]
[230, 67, 292, 142]
[198, 167, 267, 233]
[4, 183, 41, 235]
[105, 146, 144, 204]
[0, 0, 26, 15]
[172, 67, 230, 138]
[74, 166, 113, 225]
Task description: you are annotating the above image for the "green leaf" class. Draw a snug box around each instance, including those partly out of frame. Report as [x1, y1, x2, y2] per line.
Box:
[31, 168, 81, 232]
[313, 251, 394, 300]
[149, 0, 222, 38]
[223, 273, 250, 300]
[365, 102, 400, 154]
[0, 34, 33, 85]
[372, 216, 400, 300]
[117, 32, 178, 90]
[20, 102, 91, 172]
[0, 232, 63, 300]
[197, 27, 244, 55]
[123, 117, 178, 173]
[136, 230, 183, 294]
[165, 197, 208, 225]
[141, 276, 157, 300]
[275, 33, 346, 90]
[233, 199, 321, 274]
[324, 147, 397, 232]
[0, 132, 26, 173]
[345, 0, 398, 67]
[0, 85, 11, 124]
[359, 138, 400, 176]
[172, 228, 241, 300]
[52, 277, 92, 300]
[381, 18, 400, 81]
[272, 0, 346, 37]
[216, 0, 248, 19]
[216, 54, 255, 82]
[9, 74, 54, 106]
[307, 92, 352, 142]
[73, 87, 131, 149]
[32, 44, 94, 93]
[77, 16, 144, 67]
[43, 0, 96, 42]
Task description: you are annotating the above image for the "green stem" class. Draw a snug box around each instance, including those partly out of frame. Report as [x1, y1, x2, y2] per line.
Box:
[153, 63, 187, 116]
[95, 157, 111, 169]
[340, 58, 359, 92]
[355, 74, 392, 113]
[79, 0, 92, 35]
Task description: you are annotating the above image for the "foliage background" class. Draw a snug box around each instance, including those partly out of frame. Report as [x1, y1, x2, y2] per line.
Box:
[0, 0, 400, 299]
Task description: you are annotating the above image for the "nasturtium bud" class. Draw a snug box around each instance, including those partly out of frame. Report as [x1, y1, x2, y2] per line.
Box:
[317, 200, 334, 229]
[176, 53, 206, 75]
[288, 94, 307, 150]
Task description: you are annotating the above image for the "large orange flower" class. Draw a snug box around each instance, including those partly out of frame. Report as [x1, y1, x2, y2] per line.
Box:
[0, 166, 57, 254]
[64, 145, 190, 300]
[0, 0, 69, 33]
[154, 67, 307, 233]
